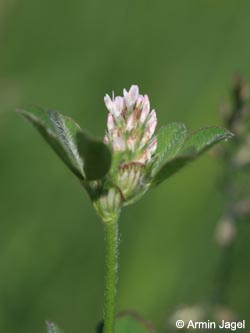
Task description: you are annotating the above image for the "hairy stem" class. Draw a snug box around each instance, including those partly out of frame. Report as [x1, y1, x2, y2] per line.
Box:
[103, 219, 119, 333]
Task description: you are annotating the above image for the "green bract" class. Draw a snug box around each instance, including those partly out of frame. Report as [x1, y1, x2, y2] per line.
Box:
[18, 105, 233, 223]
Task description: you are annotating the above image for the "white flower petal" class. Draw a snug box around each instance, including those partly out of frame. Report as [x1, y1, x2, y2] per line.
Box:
[140, 95, 150, 123]
[129, 85, 139, 105]
[149, 138, 157, 154]
[147, 110, 157, 137]
[107, 113, 114, 132]
[136, 95, 144, 108]
[104, 94, 113, 112]
[148, 109, 157, 123]
[112, 128, 119, 140]
[127, 137, 136, 151]
[113, 137, 126, 151]
[139, 131, 150, 149]
[104, 134, 109, 144]
[123, 88, 128, 98]
[148, 121, 157, 138]
[124, 85, 139, 109]
[126, 114, 134, 131]
[113, 96, 123, 117]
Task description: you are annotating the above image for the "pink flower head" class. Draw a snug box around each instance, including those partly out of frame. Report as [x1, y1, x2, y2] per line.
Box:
[104, 85, 157, 164]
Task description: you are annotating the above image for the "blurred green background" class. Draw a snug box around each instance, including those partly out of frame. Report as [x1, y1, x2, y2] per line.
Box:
[1, 1, 250, 332]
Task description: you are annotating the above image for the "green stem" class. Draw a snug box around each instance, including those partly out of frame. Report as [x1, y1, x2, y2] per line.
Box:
[103, 219, 119, 333]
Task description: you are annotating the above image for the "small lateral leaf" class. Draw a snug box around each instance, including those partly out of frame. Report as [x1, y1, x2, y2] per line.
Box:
[151, 126, 233, 187]
[46, 321, 62, 333]
[115, 311, 155, 333]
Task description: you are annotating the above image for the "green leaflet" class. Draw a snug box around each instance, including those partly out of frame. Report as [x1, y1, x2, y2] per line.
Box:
[155, 122, 188, 162]
[151, 123, 187, 176]
[46, 321, 62, 333]
[180, 126, 233, 155]
[151, 126, 233, 187]
[151, 148, 195, 187]
[18, 106, 112, 181]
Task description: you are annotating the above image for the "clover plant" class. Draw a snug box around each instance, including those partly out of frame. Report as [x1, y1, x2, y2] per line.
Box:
[18, 85, 233, 333]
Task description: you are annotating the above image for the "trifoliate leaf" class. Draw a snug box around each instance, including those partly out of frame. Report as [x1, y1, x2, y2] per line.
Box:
[151, 126, 233, 187]
[18, 106, 112, 181]
[46, 321, 62, 333]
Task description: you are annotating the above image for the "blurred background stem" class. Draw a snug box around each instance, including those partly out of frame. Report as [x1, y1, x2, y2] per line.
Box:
[103, 219, 119, 333]
[213, 75, 250, 307]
